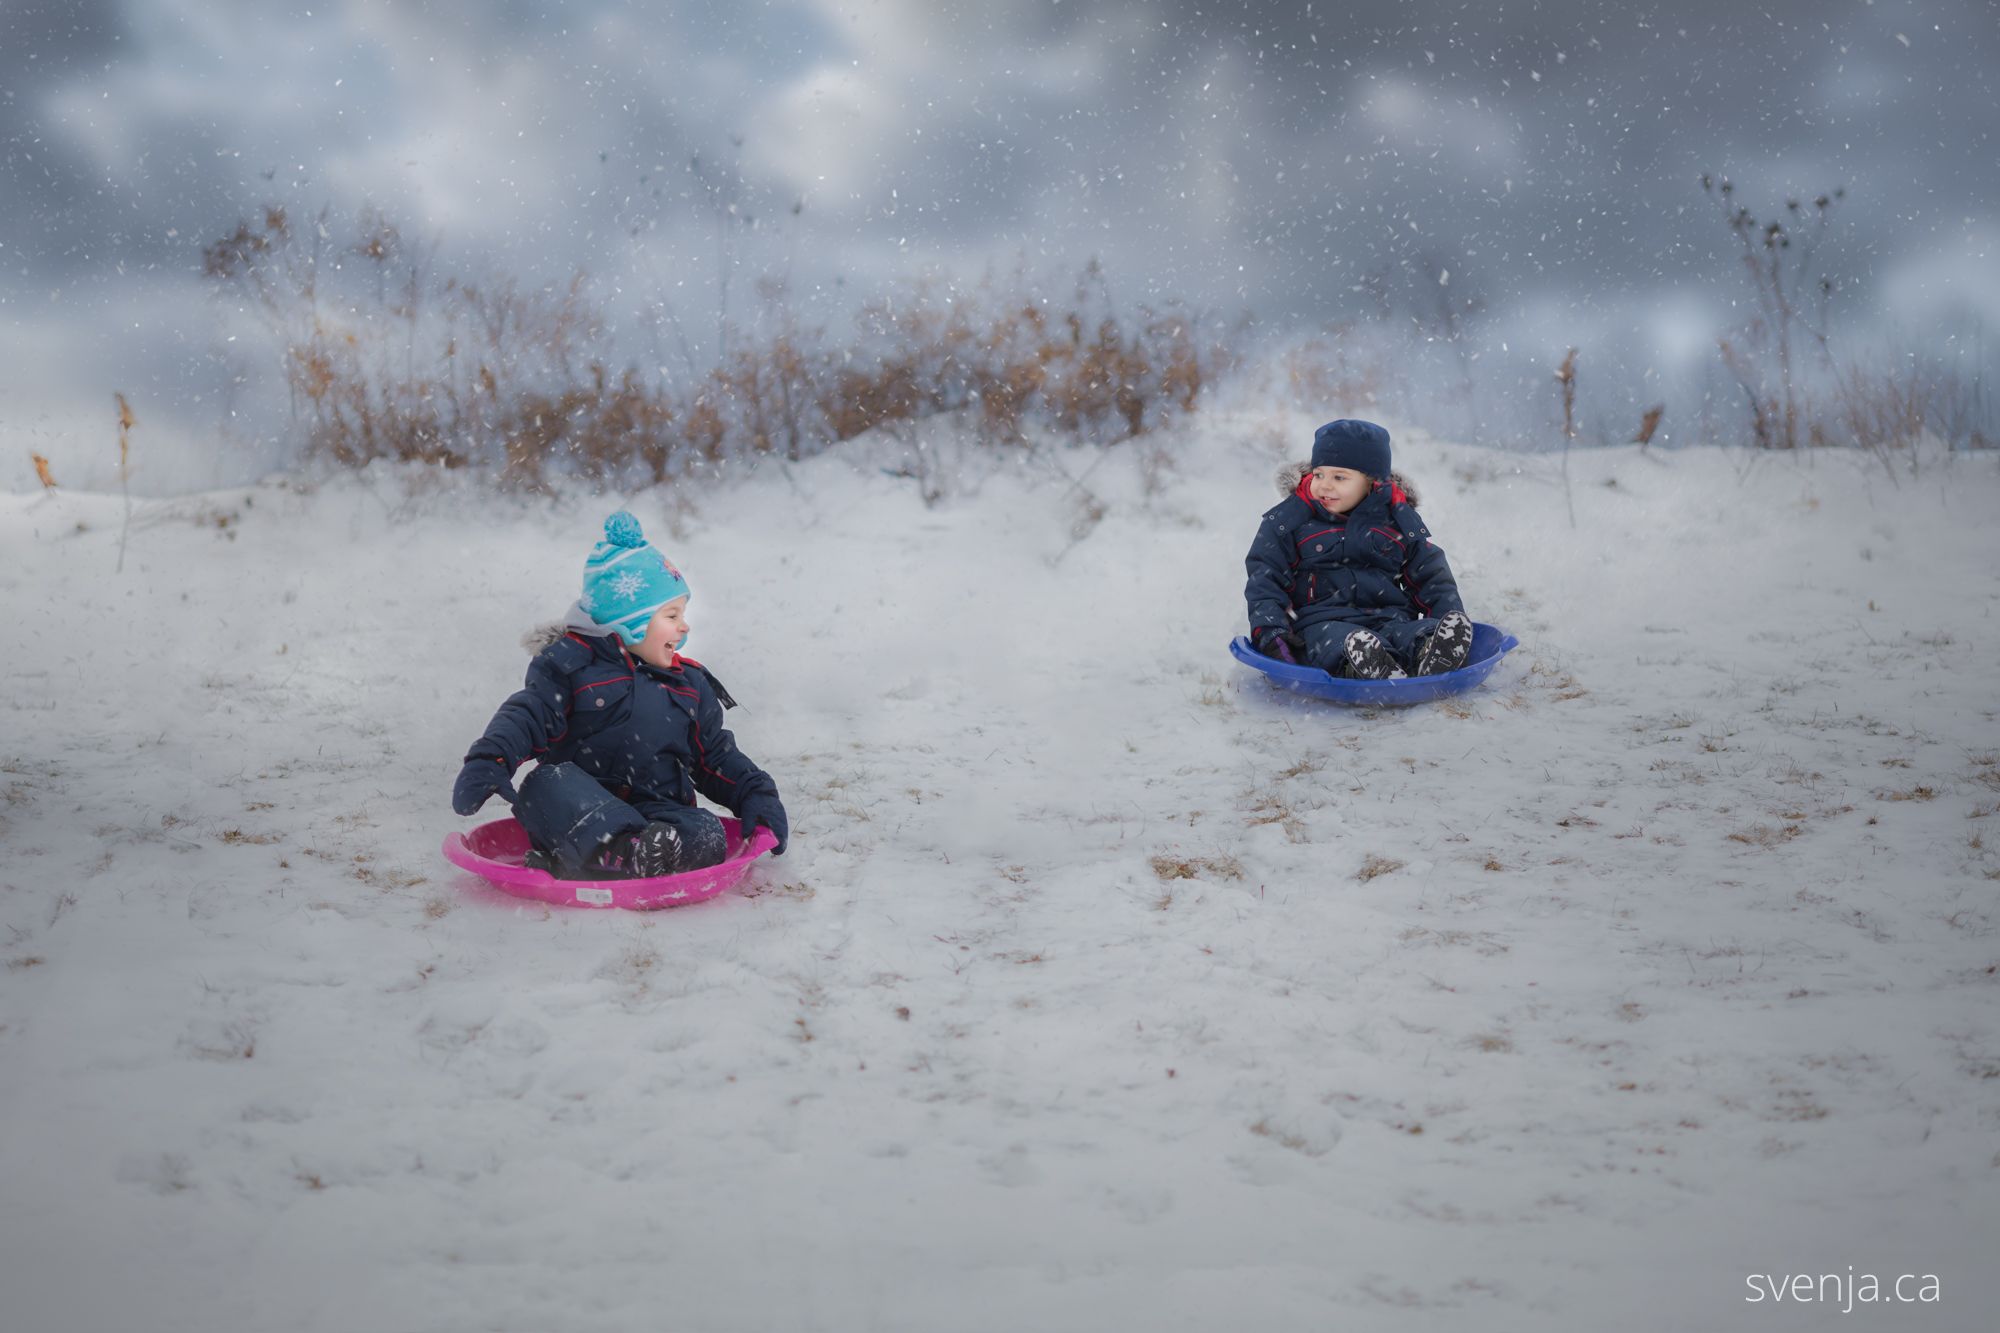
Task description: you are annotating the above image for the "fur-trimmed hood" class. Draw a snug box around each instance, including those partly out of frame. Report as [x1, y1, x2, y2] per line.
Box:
[521, 620, 569, 655]
[1276, 461, 1420, 505]
[520, 601, 624, 655]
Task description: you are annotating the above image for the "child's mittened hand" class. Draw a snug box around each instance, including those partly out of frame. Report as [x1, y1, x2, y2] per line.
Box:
[1254, 626, 1301, 665]
[452, 757, 509, 816]
[738, 793, 789, 855]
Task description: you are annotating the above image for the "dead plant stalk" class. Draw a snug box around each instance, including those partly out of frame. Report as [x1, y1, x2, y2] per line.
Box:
[1556, 348, 1578, 528]
[115, 393, 136, 572]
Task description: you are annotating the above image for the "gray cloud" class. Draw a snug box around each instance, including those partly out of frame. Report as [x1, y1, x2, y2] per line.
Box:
[0, 0, 126, 83]
[4, 0, 1995, 489]
[1, 0, 133, 259]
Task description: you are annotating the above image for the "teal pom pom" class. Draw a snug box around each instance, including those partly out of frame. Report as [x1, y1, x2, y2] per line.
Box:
[603, 511, 645, 548]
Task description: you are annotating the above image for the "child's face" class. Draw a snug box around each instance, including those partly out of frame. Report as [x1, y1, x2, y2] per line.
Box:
[1309, 466, 1372, 514]
[632, 595, 690, 667]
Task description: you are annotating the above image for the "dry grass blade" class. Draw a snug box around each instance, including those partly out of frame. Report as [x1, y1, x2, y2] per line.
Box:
[1633, 404, 1664, 446]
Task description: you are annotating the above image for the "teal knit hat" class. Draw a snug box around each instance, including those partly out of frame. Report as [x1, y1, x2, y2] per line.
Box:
[579, 511, 689, 646]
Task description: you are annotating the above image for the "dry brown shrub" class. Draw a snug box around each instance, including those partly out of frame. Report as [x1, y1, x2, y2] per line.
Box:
[204, 203, 1232, 488]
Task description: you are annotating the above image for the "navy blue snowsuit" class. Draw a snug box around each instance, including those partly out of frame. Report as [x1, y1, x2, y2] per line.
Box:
[1244, 473, 1465, 673]
[464, 629, 779, 870]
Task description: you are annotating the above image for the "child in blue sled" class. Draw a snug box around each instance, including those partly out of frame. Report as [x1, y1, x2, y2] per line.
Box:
[1244, 419, 1473, 680]
[451, 512, 788, 879]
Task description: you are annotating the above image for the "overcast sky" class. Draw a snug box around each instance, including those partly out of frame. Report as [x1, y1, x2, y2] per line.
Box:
[4, 0, 1995, 490]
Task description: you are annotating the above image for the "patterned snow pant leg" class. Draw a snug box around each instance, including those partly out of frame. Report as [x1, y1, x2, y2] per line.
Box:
[515, 762, 728, 874]
[1301, 617, 1445, 676]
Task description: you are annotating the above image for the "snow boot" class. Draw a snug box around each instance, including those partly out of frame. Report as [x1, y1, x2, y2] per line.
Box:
[1412, 611, 1474, 676]
[589, 821, 685, 879]
[1338, 629, 1406, 680]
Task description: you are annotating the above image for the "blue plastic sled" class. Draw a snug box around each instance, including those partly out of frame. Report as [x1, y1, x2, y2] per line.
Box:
[1229, 622, 1520, 707]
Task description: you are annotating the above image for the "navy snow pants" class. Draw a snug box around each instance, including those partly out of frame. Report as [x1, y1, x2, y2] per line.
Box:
[514, 762, 727, 875]
[1301, 616, 1442, 676]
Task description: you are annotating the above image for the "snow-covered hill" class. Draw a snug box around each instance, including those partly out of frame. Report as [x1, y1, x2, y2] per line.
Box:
[3, 418, 1997, 1331]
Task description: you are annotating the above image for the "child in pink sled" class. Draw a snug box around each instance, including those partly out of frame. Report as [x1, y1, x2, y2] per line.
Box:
[451, 513, 787, 879]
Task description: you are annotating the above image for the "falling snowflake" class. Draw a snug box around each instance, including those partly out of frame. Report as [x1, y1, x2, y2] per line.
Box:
[611, 570, 646, 598]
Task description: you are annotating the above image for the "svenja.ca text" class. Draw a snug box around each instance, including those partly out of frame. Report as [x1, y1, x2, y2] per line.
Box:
[1745, 1269, 1940, 1313]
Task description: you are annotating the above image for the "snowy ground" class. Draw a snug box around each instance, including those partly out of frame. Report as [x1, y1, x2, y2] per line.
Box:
[3, 416, 1998, 1332]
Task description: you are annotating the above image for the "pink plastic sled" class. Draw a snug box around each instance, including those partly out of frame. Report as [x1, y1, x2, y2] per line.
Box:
[442, 815, 777, 910]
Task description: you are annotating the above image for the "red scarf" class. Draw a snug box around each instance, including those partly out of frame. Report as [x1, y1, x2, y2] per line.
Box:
[1295, 475, 1409, 511]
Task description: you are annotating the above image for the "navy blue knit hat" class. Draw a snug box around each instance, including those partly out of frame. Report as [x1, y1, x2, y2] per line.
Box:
[1310, 419, 1391, 477]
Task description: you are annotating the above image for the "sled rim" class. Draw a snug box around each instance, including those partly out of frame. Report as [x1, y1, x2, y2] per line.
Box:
[442, 814, 777, 909]
[1228, 622, 1519, 706]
